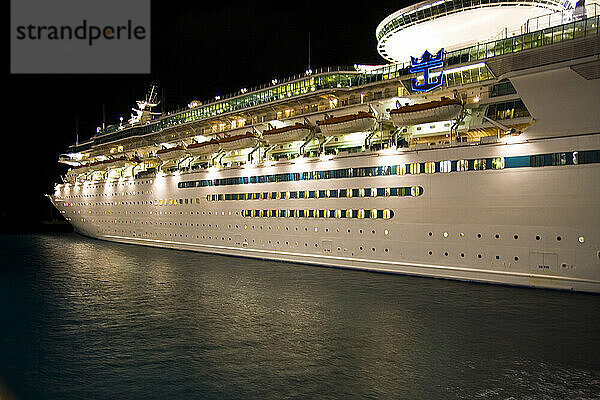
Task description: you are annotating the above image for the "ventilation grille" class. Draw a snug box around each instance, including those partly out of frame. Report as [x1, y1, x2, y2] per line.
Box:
[486, 36, 600, 77]
[571, 60, 600, 80]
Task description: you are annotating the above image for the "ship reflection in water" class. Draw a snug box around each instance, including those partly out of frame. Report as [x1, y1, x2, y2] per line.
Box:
[1, 233, 599, 399]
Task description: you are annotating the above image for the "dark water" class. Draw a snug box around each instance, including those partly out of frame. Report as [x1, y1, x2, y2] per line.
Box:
[1, 233, 599, 400]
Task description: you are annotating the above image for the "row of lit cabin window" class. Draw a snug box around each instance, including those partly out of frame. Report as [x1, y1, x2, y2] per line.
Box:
[205, 186, 423, 202]
[177, 151, 600, 189]
[178, 159, 507, 188]
[241, 209, 395, 220]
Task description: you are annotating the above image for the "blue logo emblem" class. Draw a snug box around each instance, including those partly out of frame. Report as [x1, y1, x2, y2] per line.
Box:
[410, 49, 444, 92]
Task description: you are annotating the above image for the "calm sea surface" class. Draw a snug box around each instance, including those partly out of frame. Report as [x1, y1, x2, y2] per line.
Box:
[1, 233, 599, 399]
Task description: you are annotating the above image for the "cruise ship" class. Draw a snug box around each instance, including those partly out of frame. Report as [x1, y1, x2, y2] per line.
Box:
[50, 0, 600, 293]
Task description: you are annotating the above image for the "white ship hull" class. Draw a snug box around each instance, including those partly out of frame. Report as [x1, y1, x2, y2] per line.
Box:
[51, 134, 600, 293]
[52, 13, 600, 293]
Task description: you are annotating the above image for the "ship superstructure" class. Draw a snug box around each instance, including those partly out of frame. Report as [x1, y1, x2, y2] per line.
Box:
[51, 1, 600, 292]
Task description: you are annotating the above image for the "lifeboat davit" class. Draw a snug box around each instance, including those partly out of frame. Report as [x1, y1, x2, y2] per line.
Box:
[156, 145, 188, 161]
[317, 111, 376, 136]
[390, 97, 462, 126]
[218, 133, 260, 151]
[262, 123, 311, 145]
[187, 139, 221, 156]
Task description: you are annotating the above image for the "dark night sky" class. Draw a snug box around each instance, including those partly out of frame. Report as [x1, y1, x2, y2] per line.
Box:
[6, 0, 409, 230]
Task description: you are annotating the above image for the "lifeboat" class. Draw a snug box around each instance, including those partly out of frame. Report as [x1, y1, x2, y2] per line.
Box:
[317, 111, 376, 136]
[103, 156, 128, 169]
[262, 123, 311, 145]
[390, 97, 462, 126]
[70, 164, 89, 175]
[66, 165, 88, 181]
[218, 133, 260, 151]
[156, 145, 188, 161]
[88, 159, 108, 171]
[187, 139, 221, 156]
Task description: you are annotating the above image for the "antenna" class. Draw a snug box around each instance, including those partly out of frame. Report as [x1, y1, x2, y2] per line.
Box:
[75, 113, 79, 146]
[102, 103, 106, 131]
[308, 32, 311, 71]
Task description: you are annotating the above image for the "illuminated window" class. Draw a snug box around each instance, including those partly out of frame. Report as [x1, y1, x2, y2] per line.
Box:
[457, 160, 468, 171]
[492, 157, 505, 169]
[410, 163, 421, 174]
[425, 162, 435, 174]
[397, 165, 406, 175]
[552, 153, 566, 166]
[474, 159, 486, 170]
[440, 160, 452, 173]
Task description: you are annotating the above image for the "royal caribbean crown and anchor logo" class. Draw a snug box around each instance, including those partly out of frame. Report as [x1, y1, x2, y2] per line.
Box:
[410, 48, 445, 92]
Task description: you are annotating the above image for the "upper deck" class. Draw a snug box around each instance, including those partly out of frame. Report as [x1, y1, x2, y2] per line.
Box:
[68, 12, 599, 156]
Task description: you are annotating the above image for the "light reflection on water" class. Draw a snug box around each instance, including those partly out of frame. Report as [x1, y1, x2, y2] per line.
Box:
[1, 233, 599, 400]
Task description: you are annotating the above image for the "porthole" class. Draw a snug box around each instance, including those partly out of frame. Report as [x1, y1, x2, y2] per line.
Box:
[477, 254, 482, 259]
[444, 252, 448, 256]
[495, 234, 500, 239]
[460, 253, 465, 258]
[495, 255, 500, 260]
[578, 236, 585, 243]
[384, 248, 389, 253]
[443, 232, 448, 238]
[477, 233, 482, 238]
[360, 246, 364, 251]
[513, 235, 519, 240]
[371, 247, 376, 252]
[428, 251, 433, 256]
[556, 236, 562, 241]
[536, 235, 541, 240]
[514, 256, 519, 261]
[459, 232, 464, 238]
[384, 230, 389, 235]
[428, 232, 433, 236]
